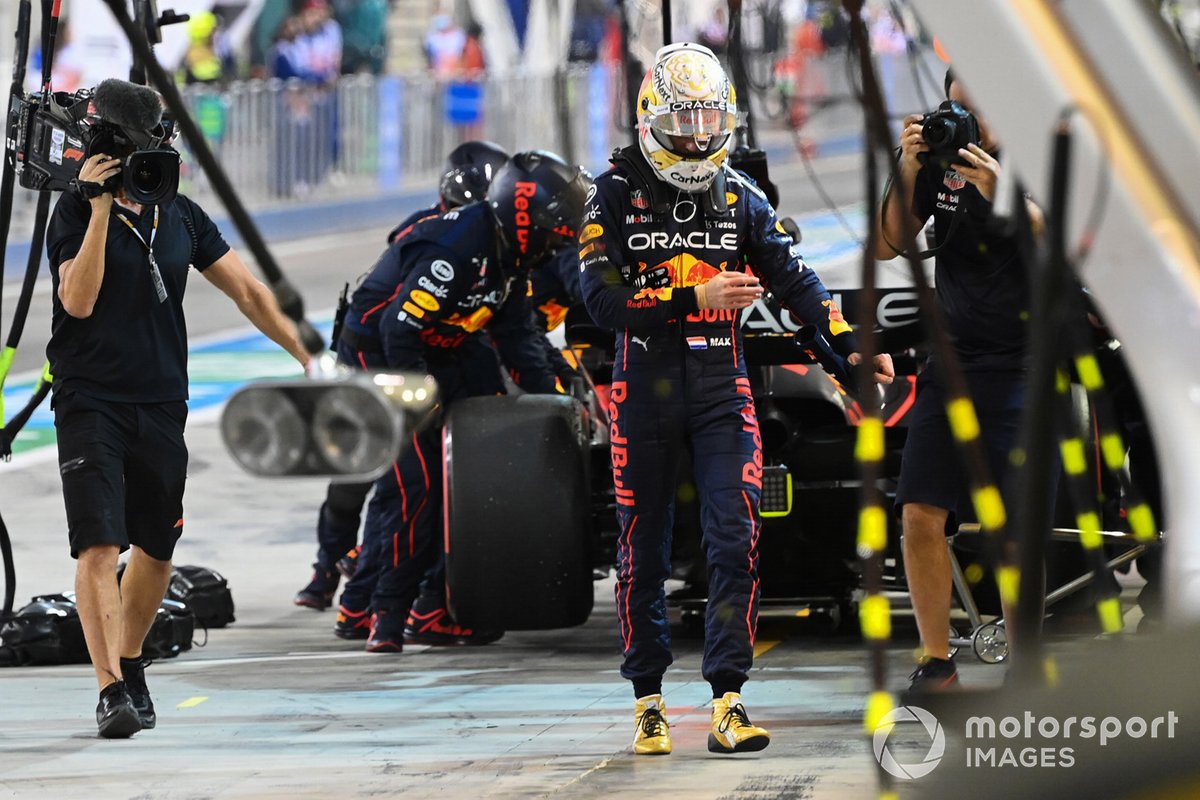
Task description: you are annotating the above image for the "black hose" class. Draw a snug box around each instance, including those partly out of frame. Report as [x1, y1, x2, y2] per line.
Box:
[1, 509, 13, 618]
[614, 0, 640, 133]
[0, 0, 33, 330]
[6, 192, 51, 350]
[1009, 123, 1075, 683]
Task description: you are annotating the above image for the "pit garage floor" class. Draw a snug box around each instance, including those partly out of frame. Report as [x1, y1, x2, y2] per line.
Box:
[0, 403, 1031, 800]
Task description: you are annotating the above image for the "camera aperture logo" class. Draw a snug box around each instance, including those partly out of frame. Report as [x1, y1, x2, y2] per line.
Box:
[873, 705, 945, 780]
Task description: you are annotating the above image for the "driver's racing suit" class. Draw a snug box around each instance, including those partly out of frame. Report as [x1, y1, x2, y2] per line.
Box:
[580, 148, 857, 694]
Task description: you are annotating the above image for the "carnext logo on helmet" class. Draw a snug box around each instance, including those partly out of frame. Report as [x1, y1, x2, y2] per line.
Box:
[513, 181, 537, 254]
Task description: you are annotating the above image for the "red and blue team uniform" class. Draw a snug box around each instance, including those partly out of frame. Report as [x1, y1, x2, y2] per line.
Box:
[338, 201, 559, 630]
[579, 147, 857, 695]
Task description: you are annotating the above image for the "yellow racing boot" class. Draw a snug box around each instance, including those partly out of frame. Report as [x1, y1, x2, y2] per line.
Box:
[708, 692, 771, 753]
[633, 694, 672, 755]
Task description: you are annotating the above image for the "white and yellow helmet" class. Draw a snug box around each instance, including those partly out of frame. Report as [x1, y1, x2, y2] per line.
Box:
[637, 42, 739, 193]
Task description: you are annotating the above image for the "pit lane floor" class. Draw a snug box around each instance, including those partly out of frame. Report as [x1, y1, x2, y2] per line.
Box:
[0, 405, 895, 800]
[0, 135, 1153, 798]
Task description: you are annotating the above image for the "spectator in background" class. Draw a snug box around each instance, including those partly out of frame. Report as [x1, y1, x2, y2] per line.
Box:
[270, 17, 309, 81]
[334, 0, 387, 74]
[696, 7, 728, 55]
[460, 21, 486, 77]
[425, 14, 466, 78]
[181, 11, 228, 85]
[569, 0, 612, 63]
[300, 0, 343, 86]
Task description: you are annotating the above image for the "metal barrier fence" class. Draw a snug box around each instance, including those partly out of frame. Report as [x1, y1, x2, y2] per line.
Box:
[175, 66, 629, 210]
[0, 51, 943, 244]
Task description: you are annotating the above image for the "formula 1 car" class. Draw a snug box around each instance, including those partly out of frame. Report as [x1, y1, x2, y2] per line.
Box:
[441, 294, 921, 632]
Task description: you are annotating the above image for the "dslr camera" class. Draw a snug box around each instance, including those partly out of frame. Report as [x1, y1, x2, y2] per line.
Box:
[7, 79, 181, 204]
[918, 100, 981, 166]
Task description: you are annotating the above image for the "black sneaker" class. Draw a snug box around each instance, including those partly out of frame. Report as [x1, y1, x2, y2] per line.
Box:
[365, 609, 404, 653]
[403, 593, 503, 646]
[336, 546, 361, 580]
[334, 605, 371, 640]
[96, 681, 141, 739]
[294, 564, 339, 610]
[120, 656, 156, 730]
[906, 657, 960, 695]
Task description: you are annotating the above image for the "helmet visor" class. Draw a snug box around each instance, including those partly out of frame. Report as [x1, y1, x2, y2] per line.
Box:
[647, 106, 736, 137]
[646, 106, 737, 157]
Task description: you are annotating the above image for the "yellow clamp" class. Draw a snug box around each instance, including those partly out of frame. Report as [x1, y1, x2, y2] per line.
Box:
[860, 594, 891, 641]
[971, 485, 1007, 532]
[855, 417, 884, 463]
[858, 506, 888, 555]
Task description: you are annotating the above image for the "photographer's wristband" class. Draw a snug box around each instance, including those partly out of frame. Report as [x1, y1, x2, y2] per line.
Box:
[70, 178, 109, 200]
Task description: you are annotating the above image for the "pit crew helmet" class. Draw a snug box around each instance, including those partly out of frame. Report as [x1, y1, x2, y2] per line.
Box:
[439, 140, 510, 208]
[490, 150, 592, 269]
[637, 42, 739, 193]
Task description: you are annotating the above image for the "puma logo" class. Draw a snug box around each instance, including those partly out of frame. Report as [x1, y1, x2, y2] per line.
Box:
[631, 335, 650, 351]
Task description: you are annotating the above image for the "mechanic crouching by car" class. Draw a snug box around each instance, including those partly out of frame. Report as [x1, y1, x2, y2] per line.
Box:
[294, 141, 511, 651]
[877, 70, 1042, 695]
[580, 43, 893, 756]
[339, 150, 590, 653]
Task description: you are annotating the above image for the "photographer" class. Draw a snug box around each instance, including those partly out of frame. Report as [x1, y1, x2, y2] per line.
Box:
[877, 70, 1040, 694]
[46, 80, 309, 738]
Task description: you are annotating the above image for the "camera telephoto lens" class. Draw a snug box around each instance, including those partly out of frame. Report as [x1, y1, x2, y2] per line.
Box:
[922, 117, 957, 151]
[124, 149, 181, 205]
[133, 160, 162, 194]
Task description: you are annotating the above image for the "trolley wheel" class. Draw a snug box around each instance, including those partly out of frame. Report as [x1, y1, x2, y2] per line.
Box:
[948, 625, 964, 660]
[972, 621, 1009, 664]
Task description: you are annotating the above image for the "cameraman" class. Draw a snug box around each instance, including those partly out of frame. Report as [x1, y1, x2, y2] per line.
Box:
[47, 82, 309, 738]
[877, 70, 1041, 694]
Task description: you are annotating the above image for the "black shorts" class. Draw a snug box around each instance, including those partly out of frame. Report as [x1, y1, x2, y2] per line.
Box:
[53, 392, 189, 561]
[894, 364, 1025, 533]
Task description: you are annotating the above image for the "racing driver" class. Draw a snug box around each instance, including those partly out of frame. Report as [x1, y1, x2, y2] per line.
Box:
[580, 42, 893, 756]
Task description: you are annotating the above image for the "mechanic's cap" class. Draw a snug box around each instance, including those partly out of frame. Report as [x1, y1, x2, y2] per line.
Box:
[439, 140, 510, 208]
[489, 150, 592, 268]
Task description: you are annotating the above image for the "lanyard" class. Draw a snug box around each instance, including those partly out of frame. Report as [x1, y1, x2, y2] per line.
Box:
[114, 205, 168, 304]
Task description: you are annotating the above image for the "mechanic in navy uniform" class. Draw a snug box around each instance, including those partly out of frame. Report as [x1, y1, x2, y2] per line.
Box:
[383, 140, 510, 245]
[45, 80, 309, 738]
[294, 141, 510, 636]
[529, 241, 586, 384]
[580, 43, 892, 756]
[337, 150, 590, 652]
[878, 70, 1040, 693]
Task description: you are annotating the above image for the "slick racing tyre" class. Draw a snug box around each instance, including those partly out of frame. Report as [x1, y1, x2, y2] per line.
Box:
[444, 395, 593, 630]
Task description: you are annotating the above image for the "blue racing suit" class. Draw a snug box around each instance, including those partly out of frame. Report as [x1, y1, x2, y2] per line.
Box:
[339, 201, 558, 624]
[386, 203, 441, 245]
[315, 204, 443, 581]
[580, 147, 857, 694]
